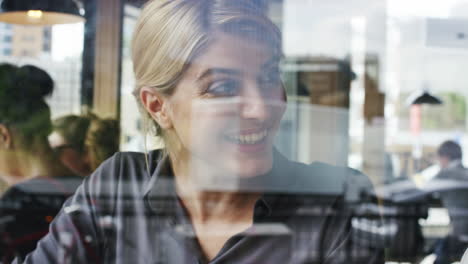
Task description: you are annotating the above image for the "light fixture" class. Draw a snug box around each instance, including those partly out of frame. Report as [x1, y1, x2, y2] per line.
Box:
[407, 88, 442, 171]
[406, 90, 443, 106]
[0, 0, 84, 25]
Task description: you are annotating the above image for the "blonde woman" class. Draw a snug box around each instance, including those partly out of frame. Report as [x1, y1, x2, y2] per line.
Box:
[21, 1, 382, 263]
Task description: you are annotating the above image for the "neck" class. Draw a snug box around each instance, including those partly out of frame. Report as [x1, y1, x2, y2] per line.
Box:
[181, 188, 260, 224]
[169, 152, 260, 224]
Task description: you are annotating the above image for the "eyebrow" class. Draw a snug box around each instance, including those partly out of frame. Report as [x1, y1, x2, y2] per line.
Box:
[196, 68, 242, 82]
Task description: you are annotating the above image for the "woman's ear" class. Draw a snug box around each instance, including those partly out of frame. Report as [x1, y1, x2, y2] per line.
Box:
[139, 87, 173, 129]
[0, 124, 12, 150]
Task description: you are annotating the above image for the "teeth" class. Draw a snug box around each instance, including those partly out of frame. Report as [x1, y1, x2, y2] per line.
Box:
[227, 130, 268, 144]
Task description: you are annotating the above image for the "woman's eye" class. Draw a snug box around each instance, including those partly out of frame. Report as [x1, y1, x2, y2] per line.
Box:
[206, 80, 241, 97]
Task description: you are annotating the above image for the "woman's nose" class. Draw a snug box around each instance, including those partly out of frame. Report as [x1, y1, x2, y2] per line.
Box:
[240, 84, 270, 120]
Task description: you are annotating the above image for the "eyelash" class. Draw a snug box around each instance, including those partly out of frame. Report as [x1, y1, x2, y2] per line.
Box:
[205, 69, 282, 97]
[206, 79, 241, 97]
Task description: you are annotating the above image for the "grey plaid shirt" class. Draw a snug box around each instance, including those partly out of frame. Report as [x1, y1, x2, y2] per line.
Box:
[19, 150, 384, 264]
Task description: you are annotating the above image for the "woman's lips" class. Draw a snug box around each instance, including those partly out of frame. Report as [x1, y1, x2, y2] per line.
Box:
[225, 129, 267, 144]
[223, 129, 270, 153]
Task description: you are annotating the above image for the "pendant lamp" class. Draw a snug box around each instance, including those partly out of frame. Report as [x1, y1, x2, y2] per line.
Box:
[406, 90, 443, 106]
[0, 0, 84, 25]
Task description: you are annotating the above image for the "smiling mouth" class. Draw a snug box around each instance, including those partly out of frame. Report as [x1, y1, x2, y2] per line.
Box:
[225, 130, 268, 145]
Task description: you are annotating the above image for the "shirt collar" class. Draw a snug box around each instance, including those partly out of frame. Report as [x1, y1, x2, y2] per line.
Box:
[143, 153, 179, 213]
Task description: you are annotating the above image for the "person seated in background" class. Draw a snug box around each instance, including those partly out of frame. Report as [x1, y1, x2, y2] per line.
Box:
[0, 64, 82, 263]
[48, 113, 120, 177]
[435, 140, 466, 180]
[432, 140, 468, 264]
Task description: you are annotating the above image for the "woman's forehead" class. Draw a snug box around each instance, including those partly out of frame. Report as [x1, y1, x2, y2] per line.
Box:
[187, 33, 278, 78]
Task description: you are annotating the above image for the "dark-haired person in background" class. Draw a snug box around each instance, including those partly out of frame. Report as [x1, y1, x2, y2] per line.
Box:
[48, 113, 120, 177]
[436, 140, 464, 176]
[0, 64, 82, 263]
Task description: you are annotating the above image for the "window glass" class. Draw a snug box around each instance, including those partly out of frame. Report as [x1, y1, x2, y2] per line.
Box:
[0, 23, 83, 118]
[1, 0, 468, 263]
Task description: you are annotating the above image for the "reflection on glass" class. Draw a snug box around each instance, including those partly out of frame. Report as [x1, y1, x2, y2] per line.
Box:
[0, 0, 467, 263]
[13, 1, 384, 263]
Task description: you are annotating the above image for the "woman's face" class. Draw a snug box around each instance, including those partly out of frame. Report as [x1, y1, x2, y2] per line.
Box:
[163, 32, 286, 179]
[48, 132, 91, 177]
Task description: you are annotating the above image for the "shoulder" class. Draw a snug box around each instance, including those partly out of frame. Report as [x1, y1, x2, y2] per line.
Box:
[0, 177, 75, 214]
[58, 150, 163, 217]
[435, 166, 468, 181]
[76, 149, 163, 203]
[279, 158, 374, 202]
[88, 149, 162, 182]
[11, 176, 82, 195]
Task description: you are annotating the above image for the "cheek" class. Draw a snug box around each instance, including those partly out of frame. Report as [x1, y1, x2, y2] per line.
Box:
[269, 101, 286, 132]
[191, 113, 229, 146]
[59, 150, 74, 165]
[276, 102, 286, 120]
[167, 99, 192, 139]
[60, 150, 84, 169]
[168, 101, 224, 156]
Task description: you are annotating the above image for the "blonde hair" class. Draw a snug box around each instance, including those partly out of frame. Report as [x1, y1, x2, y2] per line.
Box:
[131, 0, 281, 140]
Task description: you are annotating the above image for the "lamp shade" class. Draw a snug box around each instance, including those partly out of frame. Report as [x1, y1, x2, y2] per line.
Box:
[406, 90, 443, 106]
[0, 0, 84, 25]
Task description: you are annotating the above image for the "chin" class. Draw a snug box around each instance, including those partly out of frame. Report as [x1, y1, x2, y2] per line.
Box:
[229, 157, 273, 178]
[192, 154, 273, 192]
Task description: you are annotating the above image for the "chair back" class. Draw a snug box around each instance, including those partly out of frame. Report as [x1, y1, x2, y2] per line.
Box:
[439, 187, 468, 240]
